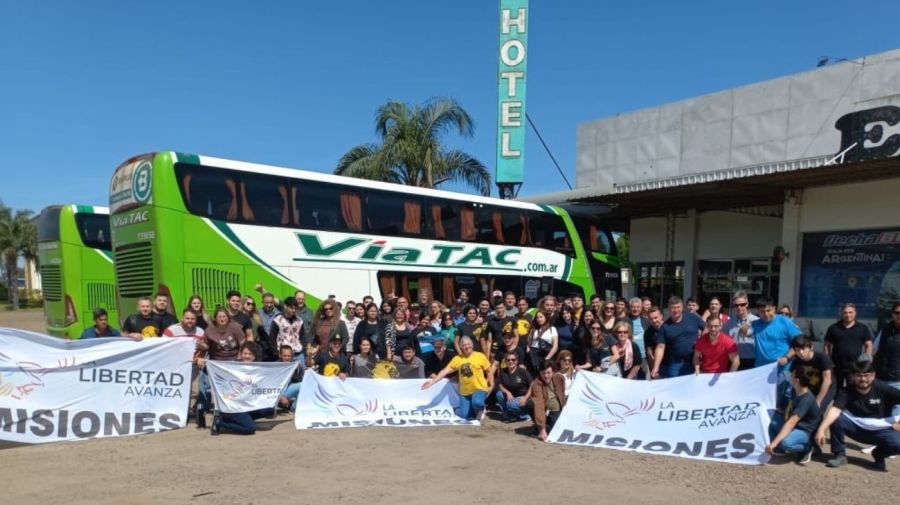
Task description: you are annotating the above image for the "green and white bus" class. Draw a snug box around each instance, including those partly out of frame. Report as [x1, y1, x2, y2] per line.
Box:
[108, 152, 624, 314]
[37, 205, 117, 338]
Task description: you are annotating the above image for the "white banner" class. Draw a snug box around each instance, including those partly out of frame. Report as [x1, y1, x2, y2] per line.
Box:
[295, 372, 478, 429]
[548, 364, 778, 465]
[0, 328, 194, 444]
[206, 360, 297, 414]
[844, 411, 900, 430]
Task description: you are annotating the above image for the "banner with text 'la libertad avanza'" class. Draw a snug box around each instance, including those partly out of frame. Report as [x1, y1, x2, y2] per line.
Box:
[0, 328, 194, 443]
[548, 364, 778, 465]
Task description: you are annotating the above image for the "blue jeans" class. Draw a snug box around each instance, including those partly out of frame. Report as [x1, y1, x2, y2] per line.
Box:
[495, 391, 532, 419]
[197, 369, 211, 415]
[217, 408, 274, 435]
[830, 412, 900, 457]
[664, 360, 692, 378]
[457, 390, 488, 420]
[282, 382, 301, 411]
[769, 412, 812, 453]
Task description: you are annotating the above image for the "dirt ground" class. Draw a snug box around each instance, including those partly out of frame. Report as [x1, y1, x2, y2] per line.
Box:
[1, 310, 897, 505]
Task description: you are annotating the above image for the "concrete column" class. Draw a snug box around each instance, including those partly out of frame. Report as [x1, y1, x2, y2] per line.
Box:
[682, 209, 699, 298]
[778, 192, 803, 309]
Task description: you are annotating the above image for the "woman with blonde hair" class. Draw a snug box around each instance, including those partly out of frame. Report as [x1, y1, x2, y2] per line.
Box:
[608, 320, 643, 379]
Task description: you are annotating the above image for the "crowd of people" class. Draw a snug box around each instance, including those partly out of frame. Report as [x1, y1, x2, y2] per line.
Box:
[78, 286, 900, 471]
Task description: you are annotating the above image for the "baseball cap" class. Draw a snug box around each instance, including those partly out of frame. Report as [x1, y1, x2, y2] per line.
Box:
[492, 290, 503, 298]
[329, 335, 342, 343]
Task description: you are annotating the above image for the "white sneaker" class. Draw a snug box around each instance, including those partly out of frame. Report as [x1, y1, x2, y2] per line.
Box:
[861, 445, 876, 455]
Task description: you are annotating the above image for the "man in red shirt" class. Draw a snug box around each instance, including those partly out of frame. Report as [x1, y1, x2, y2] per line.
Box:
[693, 316, 740, 374]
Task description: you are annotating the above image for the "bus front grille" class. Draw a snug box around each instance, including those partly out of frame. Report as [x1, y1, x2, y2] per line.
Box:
[87, 282, 117, 309]
[191, 267, 241, 310]
[114, 242, 155, 297]
[41, 265, 62, 301]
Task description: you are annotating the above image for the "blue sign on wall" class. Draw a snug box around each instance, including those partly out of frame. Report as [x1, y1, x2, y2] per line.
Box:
[798, 228, 900, 319]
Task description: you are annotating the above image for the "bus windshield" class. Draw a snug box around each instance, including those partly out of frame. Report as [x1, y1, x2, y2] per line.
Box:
[38, 206, 62, 242]
[75, 213, 112, 251]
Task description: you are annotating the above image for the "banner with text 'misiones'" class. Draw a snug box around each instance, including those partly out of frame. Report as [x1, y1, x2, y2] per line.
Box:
[0, 328, 194, 444]
[295, 372, 478, 429]
[548, 364, 778, 465]
[206, 360, 297, 414]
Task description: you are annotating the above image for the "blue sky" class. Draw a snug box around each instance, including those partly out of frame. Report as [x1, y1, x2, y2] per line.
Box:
[1, 0, 898, 212]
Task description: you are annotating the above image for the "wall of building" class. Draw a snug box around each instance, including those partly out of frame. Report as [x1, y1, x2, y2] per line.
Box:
[631, 211, 782, 263]
[779, 178, 900, 333]
[575, 48, 900, 191]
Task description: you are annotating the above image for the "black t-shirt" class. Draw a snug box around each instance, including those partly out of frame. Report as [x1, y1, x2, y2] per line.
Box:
[122, 314, 162, 338]
[875, 324, 900, 381]
[789, 351, 835, 396]
[834, 380, 900, 418]
[458, 321, 487, 351]
[424, 349, 456, 377]
[499, 367, 532, 398]
[315, 352, 350, 377]
[394, 326, 418, 354]
[494, 345, 527, 370]
[153, 310, 178, 330]
[825, 322, 873, 367]
[231, 312, 253, 334]
[791, 391, 822, 433]
[589, 346, 612, 368]
[487, 316, 515, 353]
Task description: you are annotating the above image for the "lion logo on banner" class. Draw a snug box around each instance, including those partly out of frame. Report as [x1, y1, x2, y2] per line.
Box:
[580, 381, 655, 430]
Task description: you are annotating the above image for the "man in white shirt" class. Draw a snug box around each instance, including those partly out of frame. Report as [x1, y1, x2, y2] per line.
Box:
[722, 291, 759, 370]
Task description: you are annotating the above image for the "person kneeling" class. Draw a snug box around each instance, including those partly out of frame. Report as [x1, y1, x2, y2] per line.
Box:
[766, 365, 821, 464]
[816, 360, 900, 472]
[530, 360, 567, 441]
[213, 342, 275, 435]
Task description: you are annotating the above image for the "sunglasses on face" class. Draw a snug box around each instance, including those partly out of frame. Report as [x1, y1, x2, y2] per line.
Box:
[734, 302, 748, 307]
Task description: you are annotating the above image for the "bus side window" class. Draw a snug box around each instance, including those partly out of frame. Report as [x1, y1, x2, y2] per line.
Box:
[177, 166, 238, 221]
[475, 206, 501, 244]
[501, 208, 527, 246]
[428, 200, 462, 241]
[528, 211, 573, 256]
[366, 190, 422, 236]
[295, 181, 362, 231]
[241, 175, 290, 226]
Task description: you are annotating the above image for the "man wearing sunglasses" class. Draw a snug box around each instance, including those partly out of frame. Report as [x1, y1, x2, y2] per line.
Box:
[723, 291, 759, 370]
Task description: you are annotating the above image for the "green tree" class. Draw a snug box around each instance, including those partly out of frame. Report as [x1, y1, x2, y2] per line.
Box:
[335, 98, 492, 196]
[0, 201, 36, 309]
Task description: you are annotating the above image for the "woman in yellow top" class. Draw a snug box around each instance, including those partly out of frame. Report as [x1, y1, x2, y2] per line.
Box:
[422, 336, 494, 421]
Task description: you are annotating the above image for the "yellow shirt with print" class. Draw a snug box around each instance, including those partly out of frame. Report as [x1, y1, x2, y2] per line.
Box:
[448, 352, 491, 396]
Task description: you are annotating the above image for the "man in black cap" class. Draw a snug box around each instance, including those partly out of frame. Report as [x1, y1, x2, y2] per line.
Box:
[315, 335, 349, 379]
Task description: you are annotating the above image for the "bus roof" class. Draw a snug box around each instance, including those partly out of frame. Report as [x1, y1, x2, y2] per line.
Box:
[156, 151, 550, 213]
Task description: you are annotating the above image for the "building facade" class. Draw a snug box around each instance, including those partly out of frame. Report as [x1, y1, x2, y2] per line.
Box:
[529, 48, 900, 336]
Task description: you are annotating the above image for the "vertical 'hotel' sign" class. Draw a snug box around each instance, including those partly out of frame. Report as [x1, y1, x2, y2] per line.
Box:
[496, 0, 528, 185]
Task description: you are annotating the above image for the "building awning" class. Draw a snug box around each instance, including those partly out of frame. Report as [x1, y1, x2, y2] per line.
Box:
[523, 155, 900, 221]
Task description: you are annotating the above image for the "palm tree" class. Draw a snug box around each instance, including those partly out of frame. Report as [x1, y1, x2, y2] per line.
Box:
[0, 201, 36, 310]
[336, 98, 492, 196]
